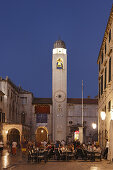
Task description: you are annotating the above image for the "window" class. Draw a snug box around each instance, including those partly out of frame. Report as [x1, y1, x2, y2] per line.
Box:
[2, 113, 5, 123]
[104, 67, 107, 89]
[99, 61, 100, 71]
[20, 97, 27, 104]
[105, 43, 106, 55]
[109, 57, 111, 82]
[99, 82, 100, 98]
[109, 29, 111, 43]
[0, 112, 1, 122]
[105, 105, 106, 113]
[0, 96, 2, 102]
[21, 112, 25, 124]
[108, 101, 111, 112]
[36, 114, 47, 123]
[102, 51, 103, 63]
[0, 112, 5, 123]
[101, 75, 103, 95]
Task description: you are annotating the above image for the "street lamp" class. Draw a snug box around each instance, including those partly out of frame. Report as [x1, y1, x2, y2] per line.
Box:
[92, 123, 97, 129]
[100, 111, 106, 120]
[5, 130, 8, 134]
[41, 130, 44, 133]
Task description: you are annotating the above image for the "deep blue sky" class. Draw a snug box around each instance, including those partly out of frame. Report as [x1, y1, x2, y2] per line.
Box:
[0, 0, 112, 98]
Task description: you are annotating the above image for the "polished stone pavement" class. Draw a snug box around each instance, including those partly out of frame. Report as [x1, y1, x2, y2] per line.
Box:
[0, 149, 113, 170]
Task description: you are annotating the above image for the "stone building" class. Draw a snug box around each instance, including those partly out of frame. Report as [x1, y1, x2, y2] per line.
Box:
[33, 39, 98, 144]
[97, 5, 113, 161]
[33, 97, 98, 144]
[0, 76, 33, 146]
[0, 40, 98, 146]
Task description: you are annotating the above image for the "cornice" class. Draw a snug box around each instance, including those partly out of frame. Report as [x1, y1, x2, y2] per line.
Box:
[97, 5, 113, 63]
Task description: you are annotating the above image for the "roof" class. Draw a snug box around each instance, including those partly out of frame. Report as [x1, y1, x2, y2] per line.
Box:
[0, 76, 33, 95]
[97, 5, 113, 63]
[67, 98, 98, 105]
[54, 40, 66, 49]
[33, 97, 98, 105]
[33, 98, 52, 104]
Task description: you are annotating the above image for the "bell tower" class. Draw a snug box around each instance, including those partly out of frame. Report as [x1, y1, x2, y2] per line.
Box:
[52, 40, 67, 142]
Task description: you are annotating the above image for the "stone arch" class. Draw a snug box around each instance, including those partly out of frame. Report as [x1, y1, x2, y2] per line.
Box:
[2, 124, 22, 146]
[7, 128, 20, 145]
[35, 126, 48, 143]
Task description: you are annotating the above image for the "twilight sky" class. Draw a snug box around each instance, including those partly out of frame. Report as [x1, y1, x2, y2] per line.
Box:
[0, 0, 112, 98]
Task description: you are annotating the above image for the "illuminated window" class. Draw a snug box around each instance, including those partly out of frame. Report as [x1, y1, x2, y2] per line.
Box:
[56, 58, 63, 69]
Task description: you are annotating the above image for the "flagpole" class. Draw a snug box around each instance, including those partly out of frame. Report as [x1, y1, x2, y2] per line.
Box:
[82, 80, 83, 127]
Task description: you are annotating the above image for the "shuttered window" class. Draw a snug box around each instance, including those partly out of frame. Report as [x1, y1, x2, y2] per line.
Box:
[109, 57, 111, 82]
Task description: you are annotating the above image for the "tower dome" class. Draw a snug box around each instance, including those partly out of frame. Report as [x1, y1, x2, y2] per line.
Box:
[53, 40, 66, 49]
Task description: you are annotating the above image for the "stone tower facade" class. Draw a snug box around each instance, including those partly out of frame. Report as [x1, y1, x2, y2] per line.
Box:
[52, 40, 67, 142]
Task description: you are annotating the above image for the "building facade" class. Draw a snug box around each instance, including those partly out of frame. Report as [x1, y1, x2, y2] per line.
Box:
[52, 40, 67, 142]
[33, 40, 98, 144]
[0, 76, 33, 146]
[97, 5, 113, 161]
[0, 40, 98, 146]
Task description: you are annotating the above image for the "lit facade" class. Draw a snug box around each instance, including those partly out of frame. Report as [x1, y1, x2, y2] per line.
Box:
[97, 5, 113, 161]
[0, 40, 98, 146]
[33, 40, 98, 144]
[0, 76, 33, 146]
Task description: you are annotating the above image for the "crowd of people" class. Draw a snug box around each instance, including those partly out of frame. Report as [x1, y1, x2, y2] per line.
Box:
[0, 139, 109, 160]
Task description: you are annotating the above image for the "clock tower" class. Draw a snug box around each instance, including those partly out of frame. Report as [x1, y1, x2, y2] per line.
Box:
[52, 40, 67, 142]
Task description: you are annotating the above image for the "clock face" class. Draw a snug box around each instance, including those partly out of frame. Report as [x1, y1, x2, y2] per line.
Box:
[54, 91, 66, 102]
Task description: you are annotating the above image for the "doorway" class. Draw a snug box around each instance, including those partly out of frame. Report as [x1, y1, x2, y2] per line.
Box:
[36, 127, 48, 142]
[7, 128, 20, 145]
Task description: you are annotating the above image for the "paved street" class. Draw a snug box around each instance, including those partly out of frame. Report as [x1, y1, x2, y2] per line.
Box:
[0, 149, 113, 170]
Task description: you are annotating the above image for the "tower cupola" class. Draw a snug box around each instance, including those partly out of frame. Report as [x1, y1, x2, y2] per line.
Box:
[54, 40, 66, 49]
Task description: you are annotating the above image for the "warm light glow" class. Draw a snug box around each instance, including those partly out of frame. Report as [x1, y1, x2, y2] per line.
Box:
[101, 111, 106, 120]
[90, 167, 98, 170]
[41, 130, 44, 133]
[3, 153, 9, 168]
[74, 131, 79, 141]
[5, 130, 8, 134]
[110, 109, 113, 120]
[92, 123, 97, 129]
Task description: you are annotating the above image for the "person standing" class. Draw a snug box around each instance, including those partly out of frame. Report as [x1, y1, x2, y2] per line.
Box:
[104, 139, 109, 159]
[0, 141, 4, 155]
[12, 141, 17, 155]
